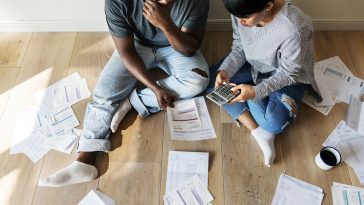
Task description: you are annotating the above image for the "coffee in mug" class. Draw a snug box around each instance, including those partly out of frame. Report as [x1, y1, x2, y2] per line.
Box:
[315, 146, 341, 170]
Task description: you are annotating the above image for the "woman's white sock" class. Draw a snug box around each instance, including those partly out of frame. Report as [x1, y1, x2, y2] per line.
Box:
[38, 161, 98, 187]
[251, 126, 276, 167]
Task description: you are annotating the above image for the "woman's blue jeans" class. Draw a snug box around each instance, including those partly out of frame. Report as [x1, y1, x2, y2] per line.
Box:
[207, 59, 308, 134]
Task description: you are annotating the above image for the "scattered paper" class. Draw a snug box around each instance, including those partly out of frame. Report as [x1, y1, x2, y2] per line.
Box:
[164, 175, 214, 205]
[271, 174, 324, 205]
[20, 131, 51, 163]
[331, 182, 364, 205]
[313, 64, 335, 106]
[11, 106, 44, 154]
[302, 56, 364, 115]
[346, 95, 364, 135]
[10, 73, 90, 163]
[46, 128, 82, 154]
[167, 97, 216, 141]
[165, 151, 209, 195]
[78, 189, 116, 205]
[34, 72, 91, 115]
[43, 107, 80, 137]
[323, 121, 364, 185]
[323, 67, 364, 104]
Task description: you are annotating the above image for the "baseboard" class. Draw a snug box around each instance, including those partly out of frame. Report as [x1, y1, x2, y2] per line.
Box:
[0, 20, 108, 32]
[0, 19, 364, 32]
[312, 20, 364, 30]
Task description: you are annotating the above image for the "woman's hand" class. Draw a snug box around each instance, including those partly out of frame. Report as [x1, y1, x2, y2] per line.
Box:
[229, 84, 256, 103]
[215, 70, 230, 88]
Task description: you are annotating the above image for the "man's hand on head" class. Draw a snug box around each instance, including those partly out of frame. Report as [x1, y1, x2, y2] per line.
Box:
[143, 0, 173, 30]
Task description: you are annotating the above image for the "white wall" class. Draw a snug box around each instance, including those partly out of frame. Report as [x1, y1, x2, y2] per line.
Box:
[1, 0, 364, 31]
[0, 0, 107, 31]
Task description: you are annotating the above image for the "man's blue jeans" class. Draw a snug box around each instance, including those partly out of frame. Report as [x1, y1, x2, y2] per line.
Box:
[207, 59, 308, 134]
[78, 44, 209, 152]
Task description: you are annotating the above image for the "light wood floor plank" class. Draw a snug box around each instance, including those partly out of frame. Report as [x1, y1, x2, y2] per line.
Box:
[200, 32, 235, 124]
[106, 110, 165, 163]
[0, 68, 19, 122]
[0, 33, 32, 68]
[221, 123, 285, 205]
[0, 33, 77, 205]
[98, 162, 161, 205]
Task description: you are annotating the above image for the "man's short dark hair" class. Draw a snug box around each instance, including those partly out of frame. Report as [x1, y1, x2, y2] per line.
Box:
[223, 0, 274, 18]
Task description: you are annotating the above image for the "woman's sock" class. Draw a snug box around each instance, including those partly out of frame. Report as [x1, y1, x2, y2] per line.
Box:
[38, 161, 98, 187]
[251, 126, 276, 167]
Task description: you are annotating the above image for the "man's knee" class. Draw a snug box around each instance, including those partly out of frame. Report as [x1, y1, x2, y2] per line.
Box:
[179, 68, 209, 98]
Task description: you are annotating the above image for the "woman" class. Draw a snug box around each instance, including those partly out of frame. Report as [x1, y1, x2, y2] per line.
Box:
[208, 0, 319, 167]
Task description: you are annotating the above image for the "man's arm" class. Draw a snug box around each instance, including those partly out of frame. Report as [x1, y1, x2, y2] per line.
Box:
[162, 25, 204, 56]
[113, 35, 175, 108]
[113, 35, 158, 92]
[143, 0, 204, 56]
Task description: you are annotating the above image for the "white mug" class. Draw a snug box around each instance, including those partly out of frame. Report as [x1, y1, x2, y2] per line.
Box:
[315, 146, 342, 170]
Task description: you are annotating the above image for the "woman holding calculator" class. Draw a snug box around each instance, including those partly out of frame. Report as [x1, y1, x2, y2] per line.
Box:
[207, 0, 320, 167]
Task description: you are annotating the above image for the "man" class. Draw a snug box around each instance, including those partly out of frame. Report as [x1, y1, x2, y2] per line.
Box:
[39, 0, 209, 187]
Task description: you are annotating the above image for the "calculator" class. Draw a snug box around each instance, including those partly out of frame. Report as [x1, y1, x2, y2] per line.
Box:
[206, 83, 240, 106]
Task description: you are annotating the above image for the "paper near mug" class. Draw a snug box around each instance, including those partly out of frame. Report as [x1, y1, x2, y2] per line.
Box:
[315, 146, 342, 170]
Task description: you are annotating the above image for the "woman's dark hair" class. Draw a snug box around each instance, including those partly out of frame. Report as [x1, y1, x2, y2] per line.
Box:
[223, 0, 274, 18]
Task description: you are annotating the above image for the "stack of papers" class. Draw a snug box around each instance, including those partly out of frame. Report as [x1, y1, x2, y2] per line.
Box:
[164, 175, 214, 205]
[164, 151, 214, 205]
[78, 189, 116, 205]
[167, 97, 216, 141]
[331, 182, 364, 205]
[10, 73, 90, 163]
[271, 174, 324, 205]
[302, 56, 364, 115]
[323, 121, 364, 185]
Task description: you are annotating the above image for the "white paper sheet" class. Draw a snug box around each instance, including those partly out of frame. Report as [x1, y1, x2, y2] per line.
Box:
[165, 151, 209, 195]
[46, 128, 81, 154]
[167, 98, 202, 132]
[11, 106, 44, 154]
[331, 182, 364, 205]
[164, 175, 214, 205]
[323, 67, 364, 104]
[34, 72, 90, 114]
[43, 107, 80, 137]
[168, 97, 216, 141]
[78, 189, 116, 205]
[21, 131, 51, 163]
[316, 56, 353, 76]
[314, 64, 335, 106]
[271, 174, 324, 205]
[346, 96, 364, 135]
[302, 56, 358, 114]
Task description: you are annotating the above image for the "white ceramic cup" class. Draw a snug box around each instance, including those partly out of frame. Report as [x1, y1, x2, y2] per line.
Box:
[315, 146, 342, 170]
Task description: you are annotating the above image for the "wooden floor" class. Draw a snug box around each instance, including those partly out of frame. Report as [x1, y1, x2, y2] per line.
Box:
[0, 31, 363, 205]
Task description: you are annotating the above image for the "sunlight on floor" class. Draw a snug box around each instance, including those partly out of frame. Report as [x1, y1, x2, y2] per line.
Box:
[0, 168, 20, 205]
